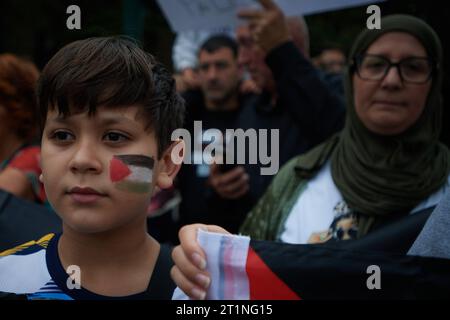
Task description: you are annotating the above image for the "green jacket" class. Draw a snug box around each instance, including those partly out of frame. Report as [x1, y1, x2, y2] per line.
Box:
[240, 135, 339, 241]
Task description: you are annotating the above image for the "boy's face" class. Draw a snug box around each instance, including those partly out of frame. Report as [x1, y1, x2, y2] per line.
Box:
[41, 105, 176, 234]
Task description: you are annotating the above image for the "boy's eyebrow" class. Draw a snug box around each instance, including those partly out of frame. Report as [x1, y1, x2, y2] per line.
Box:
[47, 114, 137, 126]
[98, 115, 137, 126]
[47, 116, 72, 124]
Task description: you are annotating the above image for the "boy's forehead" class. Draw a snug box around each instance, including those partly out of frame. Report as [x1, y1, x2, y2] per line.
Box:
[46, 105, 142, 123]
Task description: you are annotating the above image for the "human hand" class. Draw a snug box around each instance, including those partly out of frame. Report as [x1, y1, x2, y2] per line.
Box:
[209, 163, 249, 199]
[240, 77, 262, 94]
[170, 224, 230, 300]
[238, 0, 291, 53]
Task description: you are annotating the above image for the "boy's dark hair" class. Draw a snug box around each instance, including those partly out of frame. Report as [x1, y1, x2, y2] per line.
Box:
[199, 35, 238, 58]
[37, 36, 185, 158]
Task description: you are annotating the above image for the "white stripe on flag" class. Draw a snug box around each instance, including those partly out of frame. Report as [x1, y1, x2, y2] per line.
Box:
[198, 229, 250, 300]
[128, 165, 153, 183]
[171, 230, 251, 300]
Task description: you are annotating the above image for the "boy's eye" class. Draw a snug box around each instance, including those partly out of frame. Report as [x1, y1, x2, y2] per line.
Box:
[104, 132, 129, 142]
[51, 130, 74, 141]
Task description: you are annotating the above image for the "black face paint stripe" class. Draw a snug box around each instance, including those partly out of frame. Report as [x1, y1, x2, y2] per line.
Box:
[114, 155, 154, 170]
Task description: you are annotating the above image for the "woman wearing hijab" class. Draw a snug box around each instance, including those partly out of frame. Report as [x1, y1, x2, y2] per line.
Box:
[239, 14, 450, 243]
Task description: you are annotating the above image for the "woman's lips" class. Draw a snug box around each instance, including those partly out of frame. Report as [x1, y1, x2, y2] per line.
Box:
[372, 100, 406, 107]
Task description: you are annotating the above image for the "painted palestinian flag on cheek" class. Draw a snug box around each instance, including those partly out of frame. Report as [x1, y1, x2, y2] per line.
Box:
[110, 155, 154, 194]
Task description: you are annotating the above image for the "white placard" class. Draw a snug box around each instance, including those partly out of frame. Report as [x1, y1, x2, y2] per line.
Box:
[157, 0, 384, 33]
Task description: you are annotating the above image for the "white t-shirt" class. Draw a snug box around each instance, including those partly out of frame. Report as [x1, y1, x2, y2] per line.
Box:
[280, 161, 450, 244]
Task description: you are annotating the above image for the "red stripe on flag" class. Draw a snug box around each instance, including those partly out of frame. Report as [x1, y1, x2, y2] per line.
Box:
[246, 247, 301, 300]
[110, 157, 131, 182]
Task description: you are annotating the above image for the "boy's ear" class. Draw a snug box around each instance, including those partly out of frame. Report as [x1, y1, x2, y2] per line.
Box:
[155, 139, 185, 190]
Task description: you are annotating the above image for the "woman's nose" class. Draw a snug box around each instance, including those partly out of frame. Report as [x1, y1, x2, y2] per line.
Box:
[381, 65, 403, 88]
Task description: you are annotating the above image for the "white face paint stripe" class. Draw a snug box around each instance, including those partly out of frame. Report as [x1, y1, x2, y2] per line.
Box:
[126, 165, 153, 184]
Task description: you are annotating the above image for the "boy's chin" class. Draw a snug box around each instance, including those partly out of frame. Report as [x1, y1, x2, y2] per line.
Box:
[62, 214, 130, 235]
[63, 222, 118, 235]
[57, 202, 150, 235]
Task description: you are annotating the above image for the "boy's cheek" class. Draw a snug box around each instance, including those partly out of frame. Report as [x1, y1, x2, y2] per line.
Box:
[109, 154, 154, 194]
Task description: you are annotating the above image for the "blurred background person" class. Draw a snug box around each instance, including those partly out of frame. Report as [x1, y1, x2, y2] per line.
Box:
[0, 53, 47, 206]
[172, 28, 234, 92]
[316, 46, 347, 75]
[176, 34, 254, 234]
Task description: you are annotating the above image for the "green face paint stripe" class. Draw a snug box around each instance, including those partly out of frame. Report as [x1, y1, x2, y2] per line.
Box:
[115, 180, 152, 194]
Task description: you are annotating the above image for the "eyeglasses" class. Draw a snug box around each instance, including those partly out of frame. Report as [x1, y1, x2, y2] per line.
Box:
[353, 54, 435, 84]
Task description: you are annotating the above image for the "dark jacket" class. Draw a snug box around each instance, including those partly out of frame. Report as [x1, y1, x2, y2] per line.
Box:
[234, 41, 345, 207]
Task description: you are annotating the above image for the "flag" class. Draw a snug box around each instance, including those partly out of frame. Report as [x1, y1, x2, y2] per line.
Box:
[193, 229, 450, 300]
[110, 155, 154, 193]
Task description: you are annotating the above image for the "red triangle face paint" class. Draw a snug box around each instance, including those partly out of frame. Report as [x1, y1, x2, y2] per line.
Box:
[110, 157, 132, 182]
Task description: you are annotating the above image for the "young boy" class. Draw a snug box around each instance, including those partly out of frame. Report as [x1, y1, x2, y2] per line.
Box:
[0, 36, 185, 300]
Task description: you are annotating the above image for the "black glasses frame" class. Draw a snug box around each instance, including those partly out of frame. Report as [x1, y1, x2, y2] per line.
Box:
[353, 54, 436, 84]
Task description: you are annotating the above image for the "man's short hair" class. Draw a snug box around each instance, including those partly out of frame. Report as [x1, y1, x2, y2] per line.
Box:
[199, 35, 238, 58]
[37, 36, 185, 158]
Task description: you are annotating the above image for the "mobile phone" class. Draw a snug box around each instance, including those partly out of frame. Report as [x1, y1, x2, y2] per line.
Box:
[218, 148, 237, 173]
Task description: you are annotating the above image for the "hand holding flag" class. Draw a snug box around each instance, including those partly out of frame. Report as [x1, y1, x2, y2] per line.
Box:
[171, 224, 228, 300]
[171, 224, 450, 299]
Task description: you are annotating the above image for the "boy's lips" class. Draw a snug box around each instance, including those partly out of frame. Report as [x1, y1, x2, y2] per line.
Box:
[67, 186, 107, 204]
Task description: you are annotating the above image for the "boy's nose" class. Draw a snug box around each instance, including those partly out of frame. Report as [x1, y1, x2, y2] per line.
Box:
[69, 140, 102, 174]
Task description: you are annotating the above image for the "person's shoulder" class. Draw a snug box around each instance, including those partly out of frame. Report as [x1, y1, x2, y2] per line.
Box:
[181, 89, 207, 123]
[0, 233, 54, 294]
[8, 145, 41, 170]
[239, 91, 261, 106]
[145, 243, 176, 300]
[270, 135, 340, 190]
[181, 89, 204, 106]
[11, 145, 40, 160]
[156, 243, 174, 269]
[0, 233, 54, 257]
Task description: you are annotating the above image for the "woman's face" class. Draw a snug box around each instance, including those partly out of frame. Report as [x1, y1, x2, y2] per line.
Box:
[353, 32, 432, 135]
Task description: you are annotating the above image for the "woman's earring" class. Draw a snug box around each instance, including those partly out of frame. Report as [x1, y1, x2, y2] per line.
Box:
[39, 174, 44, 183]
